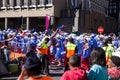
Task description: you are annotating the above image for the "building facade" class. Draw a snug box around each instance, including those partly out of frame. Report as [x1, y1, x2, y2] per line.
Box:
[59, 0, 117, 33]
[0, 0, 66, 30]
[108, 0, 120, 33]
[0, 0, 118, 33]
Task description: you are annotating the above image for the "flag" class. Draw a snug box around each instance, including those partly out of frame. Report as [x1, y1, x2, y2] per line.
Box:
[58, 25, 64, 35]
[45, 15, 50, 31]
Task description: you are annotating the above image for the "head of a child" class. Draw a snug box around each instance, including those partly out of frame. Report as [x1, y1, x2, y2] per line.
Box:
[24, 51, 41, 77]
[108, 56, 120, 68]
[90, 47, 106, 66]
[68, 55, 80, 69]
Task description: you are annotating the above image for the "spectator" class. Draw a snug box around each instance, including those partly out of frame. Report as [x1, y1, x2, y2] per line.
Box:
[88, 47, 108, 80]
[107, 56, 120, 80]
[55, 35, 64, 66]
[17, 51, 53, 80]
[60, 55, 88, 80]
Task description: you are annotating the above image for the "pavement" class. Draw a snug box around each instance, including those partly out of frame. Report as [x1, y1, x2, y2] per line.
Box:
[0, 62, 64, 80]
[50, 63, 64, 80]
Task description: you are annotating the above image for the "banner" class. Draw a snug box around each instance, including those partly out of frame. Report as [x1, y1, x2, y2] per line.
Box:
[45, 15, 50, 30]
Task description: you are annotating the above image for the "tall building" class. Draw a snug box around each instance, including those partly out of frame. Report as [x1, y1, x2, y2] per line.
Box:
[108, 0, 120, 33]
[59, 0, 110, 33]
[108, 0, 120, 20]
[108, 0, 120, 34]
[0, 0, 118, 33]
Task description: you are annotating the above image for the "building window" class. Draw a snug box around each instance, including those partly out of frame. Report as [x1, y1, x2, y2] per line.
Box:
[113, 9, 116, 13]
[13, 0, 17, 6]
[9, 0, 13, 7]
[21, 0, 24, 6]
[24, 0, 28, 6]
[1, 0, 6, 8]
[0, 0, 3, 7]
[16, 0, 20, 6]
[109, 9, 112, 13]
[29, 0, 36, 7]
[40, 0, 44, 5]
[37, 0, 44, 7]
[46, 0, 53, 5]
[30, 0, 35, 5]
[7, 0, 10, 5]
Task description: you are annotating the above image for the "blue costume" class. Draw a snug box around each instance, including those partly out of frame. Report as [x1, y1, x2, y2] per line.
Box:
[55, 39, 64, 59]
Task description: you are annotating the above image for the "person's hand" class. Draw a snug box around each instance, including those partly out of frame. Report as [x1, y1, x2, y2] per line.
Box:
[17, 65, 27, 80]
[21, 65, 27, 76]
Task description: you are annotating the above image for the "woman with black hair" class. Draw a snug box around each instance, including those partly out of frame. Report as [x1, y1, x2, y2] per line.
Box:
[88, 47, 108, 80]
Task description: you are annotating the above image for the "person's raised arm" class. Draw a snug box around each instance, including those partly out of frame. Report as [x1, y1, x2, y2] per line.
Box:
[49, 29, 59, 39]
[6, 31, 17, 42]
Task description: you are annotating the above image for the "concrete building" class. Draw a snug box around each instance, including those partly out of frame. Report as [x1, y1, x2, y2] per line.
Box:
[0, 0, 118, 33]
[0, 0, 66, 31]
[58, 0, 117, 33]
[107, 0, 120, 33]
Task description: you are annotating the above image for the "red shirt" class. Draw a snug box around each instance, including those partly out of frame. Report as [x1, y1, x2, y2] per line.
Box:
[60, 67, 88, 80]
[108, 67, 120, 79]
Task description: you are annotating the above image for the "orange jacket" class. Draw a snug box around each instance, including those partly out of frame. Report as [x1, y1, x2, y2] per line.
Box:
[37, 42, 49, 55]
[66, 43, 76, 58]
[28, 76, 53, 80]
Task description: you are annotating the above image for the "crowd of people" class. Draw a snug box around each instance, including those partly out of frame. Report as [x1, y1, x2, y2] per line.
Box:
[0, 27, 120, 80]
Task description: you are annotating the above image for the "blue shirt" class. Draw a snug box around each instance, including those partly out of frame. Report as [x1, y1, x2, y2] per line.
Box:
[88, 64, 108, 80]
[77, 41, 84, 55]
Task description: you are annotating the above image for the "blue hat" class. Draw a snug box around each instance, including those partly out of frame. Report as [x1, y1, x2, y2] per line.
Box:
[24, 51, 41, 70]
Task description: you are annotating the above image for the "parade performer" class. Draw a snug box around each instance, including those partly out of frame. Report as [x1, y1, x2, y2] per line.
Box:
[64, 38, 76, 71]
[81, 38, 91, 71]
[1, 31, 17, 64]
[55, 34, 64, 66]
[37, 29, 59, 75]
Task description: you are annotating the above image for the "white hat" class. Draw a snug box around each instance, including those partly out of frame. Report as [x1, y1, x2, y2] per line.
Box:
[112, 52, 120, 58]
